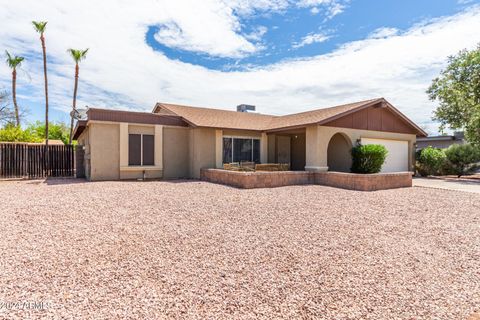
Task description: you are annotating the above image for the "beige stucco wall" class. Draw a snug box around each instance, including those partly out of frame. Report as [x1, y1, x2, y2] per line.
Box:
[189, 127, 216, 179]
[89, 122, 120, 180]
[119, 123, 163, 180]
[305, 125, 416, 172]
[163, 127, 190, 179]
[84, 121, 165, 181]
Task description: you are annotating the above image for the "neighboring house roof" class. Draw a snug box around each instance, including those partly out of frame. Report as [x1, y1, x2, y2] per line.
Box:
[154, 98, 427, 136]
[417, 132, 464, 142]
[42, 139, 64, 145]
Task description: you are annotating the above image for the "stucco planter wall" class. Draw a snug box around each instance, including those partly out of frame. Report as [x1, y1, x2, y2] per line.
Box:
[200, 168, 412, 191]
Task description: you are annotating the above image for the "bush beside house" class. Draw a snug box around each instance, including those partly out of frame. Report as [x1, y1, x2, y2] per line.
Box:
[351, 144, 388, 174]
[444, 144, 480, 177]
[416, 143, 480, 177]
[417, 146, 447, 176]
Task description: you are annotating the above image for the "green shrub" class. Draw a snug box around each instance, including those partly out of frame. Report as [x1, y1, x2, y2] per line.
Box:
[351, 144, 388, 174]
[417, 146, 446, 176]
[444, 143, 480, 177]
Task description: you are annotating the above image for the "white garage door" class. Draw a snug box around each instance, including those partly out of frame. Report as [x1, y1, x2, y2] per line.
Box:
[360, 138, 409, 172]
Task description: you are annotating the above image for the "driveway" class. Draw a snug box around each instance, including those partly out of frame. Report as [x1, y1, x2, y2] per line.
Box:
[414, 176, 480, 193]
[0, 179, 479, 319]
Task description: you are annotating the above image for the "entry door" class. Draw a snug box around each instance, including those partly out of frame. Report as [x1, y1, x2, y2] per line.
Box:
[277, 136, 291, 165]
[360, 138, 409, 172]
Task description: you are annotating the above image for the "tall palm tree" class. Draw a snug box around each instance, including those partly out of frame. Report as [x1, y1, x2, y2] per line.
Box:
[5, 51, 24, 127]
[67, 48, 88, 144]
[32, 21, 49, 146]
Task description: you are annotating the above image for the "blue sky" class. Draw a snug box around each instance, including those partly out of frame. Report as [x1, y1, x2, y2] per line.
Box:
[0, 0, 479, 134]
[147, 0, 471, 71]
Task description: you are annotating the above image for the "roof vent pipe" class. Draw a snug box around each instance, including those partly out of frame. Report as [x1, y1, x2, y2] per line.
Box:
[236, 104, 256, 112]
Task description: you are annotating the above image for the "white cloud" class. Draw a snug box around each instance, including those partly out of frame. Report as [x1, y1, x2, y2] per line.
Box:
[293, 32, 332, 48]
[297, 0, 348, 19]
[244, 26, 268, 42]
[368, 27, 400, 39]
[0, 1, 479, 135]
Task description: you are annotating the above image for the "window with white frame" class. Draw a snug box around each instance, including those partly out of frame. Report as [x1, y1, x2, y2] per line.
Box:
[223, 137, 260, 163]
[128, 134, 154, 166]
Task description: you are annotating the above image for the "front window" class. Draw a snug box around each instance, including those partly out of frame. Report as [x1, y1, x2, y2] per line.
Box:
[129, 134, 154, 166]
[223, 137, 260, 163]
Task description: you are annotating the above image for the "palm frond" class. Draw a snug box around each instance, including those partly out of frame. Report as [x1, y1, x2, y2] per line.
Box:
[67, 48, 89, 63]
[32, 21, 48, 33]
[5, 51, 24, 69]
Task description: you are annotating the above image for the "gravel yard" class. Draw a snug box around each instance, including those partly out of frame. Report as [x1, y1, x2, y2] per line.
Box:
[0, 179, 479, 319]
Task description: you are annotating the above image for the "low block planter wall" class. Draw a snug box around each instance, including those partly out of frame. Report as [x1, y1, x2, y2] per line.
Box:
[314, 171, 413, 191]
[200, 169, 413, 191]
[200, 169, 313, 189]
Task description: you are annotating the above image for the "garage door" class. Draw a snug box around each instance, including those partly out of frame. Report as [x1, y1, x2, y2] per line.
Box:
[360, 138, 409, 172]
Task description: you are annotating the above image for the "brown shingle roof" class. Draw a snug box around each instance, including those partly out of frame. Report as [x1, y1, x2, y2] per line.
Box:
[154, 98, 386, 131]
[154, 103, 277, 131]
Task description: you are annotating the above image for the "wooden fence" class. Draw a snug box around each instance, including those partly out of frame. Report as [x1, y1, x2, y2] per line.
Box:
[0, 143, 75, 179]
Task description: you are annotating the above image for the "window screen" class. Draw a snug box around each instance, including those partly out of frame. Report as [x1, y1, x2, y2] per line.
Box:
[142, 135, 154, 165]
[128, 134, 141, 165]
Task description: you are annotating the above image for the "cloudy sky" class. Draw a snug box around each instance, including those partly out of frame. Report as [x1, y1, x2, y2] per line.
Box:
[0, 0, 479, 134]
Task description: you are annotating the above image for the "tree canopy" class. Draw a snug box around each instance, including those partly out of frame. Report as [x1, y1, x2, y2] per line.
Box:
[427, 44, 480, 144]
[0, 121, 71, 144]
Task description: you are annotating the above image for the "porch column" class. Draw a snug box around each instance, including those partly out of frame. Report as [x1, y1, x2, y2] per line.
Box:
[260, 132, 268, 163]
[119, 122, 128, 167]
[154, 125, 163, 169]
[305, 125, 328, 171]
[215, 129, 223, 168]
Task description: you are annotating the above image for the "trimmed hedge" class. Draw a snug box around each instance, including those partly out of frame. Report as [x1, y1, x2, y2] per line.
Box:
[351, 144, 388, 174]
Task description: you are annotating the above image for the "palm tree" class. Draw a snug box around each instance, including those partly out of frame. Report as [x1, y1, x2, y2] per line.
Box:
[32, 21, 49, 146]
[5, 51, 24, 127]
[67, 48, 88, 144]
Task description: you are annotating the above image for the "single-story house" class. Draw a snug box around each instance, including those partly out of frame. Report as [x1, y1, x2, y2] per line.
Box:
[73, 98, 427, 181]
[416, 131, 464, 150]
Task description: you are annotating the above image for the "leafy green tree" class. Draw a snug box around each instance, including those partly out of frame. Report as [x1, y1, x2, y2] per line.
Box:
[26, 121, 71, 145]
[444, 144, 480, 177]
[32, 21, 49, 146]
[67, 48, 88, 144]
[417, 146, 446, 176]
[0, 123, 39, 142]
[427, 44, 480, 144]
[5, 51, 24, 127]
[0, 121, 71, 144]
[351, 144, 388, 174]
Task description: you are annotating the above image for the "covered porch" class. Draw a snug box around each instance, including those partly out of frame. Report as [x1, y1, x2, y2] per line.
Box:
[266, 128, 306, 171]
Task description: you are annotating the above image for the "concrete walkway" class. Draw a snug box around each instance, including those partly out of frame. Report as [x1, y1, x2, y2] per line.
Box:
[413, 177, 480, 194]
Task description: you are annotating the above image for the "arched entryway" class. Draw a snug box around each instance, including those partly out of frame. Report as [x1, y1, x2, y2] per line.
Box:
[327, 133, 352, 172]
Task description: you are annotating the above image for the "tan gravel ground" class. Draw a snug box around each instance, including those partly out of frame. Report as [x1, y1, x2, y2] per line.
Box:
[0, 179, 479, 319]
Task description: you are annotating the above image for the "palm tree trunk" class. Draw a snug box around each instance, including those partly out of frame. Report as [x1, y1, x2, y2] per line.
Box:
[41, 33, 49, 175]
[69, 64, 79, 144]
[12, 69, 20, 127]
[41, 34, 49, 146]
